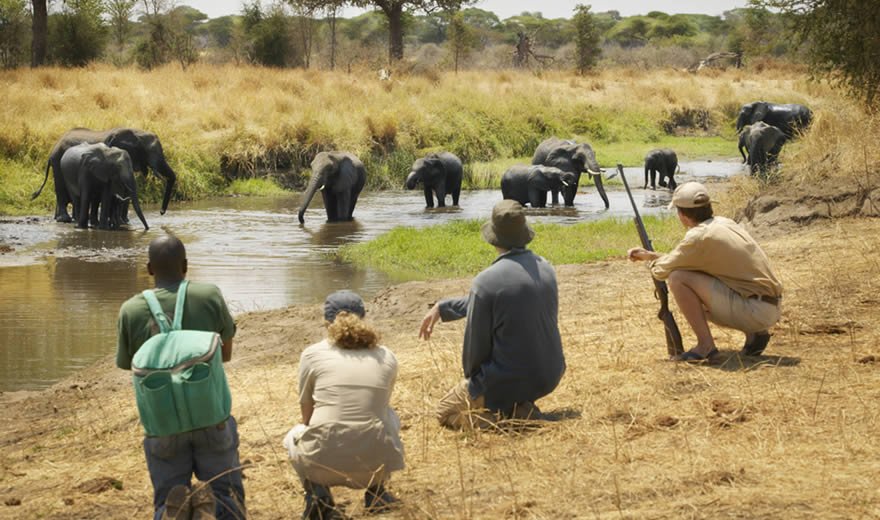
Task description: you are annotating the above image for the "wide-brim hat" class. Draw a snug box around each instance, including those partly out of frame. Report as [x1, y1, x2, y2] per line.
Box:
[481, 200, 535, 249]
[324, 290, 366, 323]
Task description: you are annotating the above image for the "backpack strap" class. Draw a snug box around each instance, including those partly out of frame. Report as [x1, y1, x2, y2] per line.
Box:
[172, 280, 189, 330]
[141, 280, 189, 333]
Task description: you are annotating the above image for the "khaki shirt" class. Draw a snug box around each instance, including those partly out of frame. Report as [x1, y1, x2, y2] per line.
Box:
[649, 216, 783, 298]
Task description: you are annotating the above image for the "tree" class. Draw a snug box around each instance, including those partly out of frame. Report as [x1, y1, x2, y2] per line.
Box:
[751, 0, 880, 108]
[446, 10, 474, 72]
[106, 0, 136, 51]
[48, 0, 108, 66]
[348, 0, 475, 62]
[0, 0, 30, 68]
[31, 0, 47, 66]
[572, 4, 600, 74]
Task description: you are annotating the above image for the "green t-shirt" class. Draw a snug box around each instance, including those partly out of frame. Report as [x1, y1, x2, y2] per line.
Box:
[116, 280, 236, 370]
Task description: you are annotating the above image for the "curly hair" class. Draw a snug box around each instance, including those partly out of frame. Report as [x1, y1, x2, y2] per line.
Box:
[327, 311, 380, 350]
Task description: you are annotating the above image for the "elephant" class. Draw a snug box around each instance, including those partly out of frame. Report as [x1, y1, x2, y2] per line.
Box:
[32, 127, 176, 222]
[532, 137, 610, 208]
[735, 101, 812, 140]
[738, 122, 787, 177]
[501, 164, 578, 208]
[405, 152, 463, 208]
[643, 149, 679, 191]
[59, 143, 149, 230]
[298, 151, 366, 224]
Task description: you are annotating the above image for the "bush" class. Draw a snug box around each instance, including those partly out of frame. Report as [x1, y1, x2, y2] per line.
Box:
[0, 0, 29, 68]
[48, 0, 108, 66]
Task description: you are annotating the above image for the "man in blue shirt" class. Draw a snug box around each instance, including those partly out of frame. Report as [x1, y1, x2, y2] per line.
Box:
[420, 200, 566, 429]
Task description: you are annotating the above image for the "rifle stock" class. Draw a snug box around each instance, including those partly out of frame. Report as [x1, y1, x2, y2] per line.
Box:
[618, 164, 684, 358]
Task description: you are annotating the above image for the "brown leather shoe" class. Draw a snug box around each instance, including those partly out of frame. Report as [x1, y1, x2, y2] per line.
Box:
[190, 482, 216, 520]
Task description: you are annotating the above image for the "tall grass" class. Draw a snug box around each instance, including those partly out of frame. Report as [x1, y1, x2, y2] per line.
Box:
[339, 216, 683, 280]
[0, 64, 834, 215]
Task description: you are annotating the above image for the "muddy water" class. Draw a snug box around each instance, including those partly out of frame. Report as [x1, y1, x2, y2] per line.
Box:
[0, 161, 744, 391]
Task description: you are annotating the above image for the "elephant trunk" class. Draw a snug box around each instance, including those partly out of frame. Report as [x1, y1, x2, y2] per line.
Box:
[593, 173, 609, 209]
[130, 193, 149, 230]
[298, 171, 323, 224]
[156, 158, 176, 215]
[735, 113, 748, 133]
[405, 171, 419, 189]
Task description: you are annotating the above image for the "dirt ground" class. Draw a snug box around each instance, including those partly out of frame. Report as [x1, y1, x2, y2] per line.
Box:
[2, 214, 880, 519]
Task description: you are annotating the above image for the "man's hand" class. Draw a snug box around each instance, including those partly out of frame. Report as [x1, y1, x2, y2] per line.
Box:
[419, 303, 442, 340]
[627, 247, 660, 262]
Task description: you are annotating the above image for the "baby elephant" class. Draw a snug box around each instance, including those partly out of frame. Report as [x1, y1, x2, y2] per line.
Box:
[501, 165, 577, 208]
[405, 152, 463, 208]
[644, 149, 678, 191]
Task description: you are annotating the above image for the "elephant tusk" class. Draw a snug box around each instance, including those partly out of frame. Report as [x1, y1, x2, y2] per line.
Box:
[561, 181, 570, 187]
[318, 184, 325, 191]
[115, 194, 131, 202]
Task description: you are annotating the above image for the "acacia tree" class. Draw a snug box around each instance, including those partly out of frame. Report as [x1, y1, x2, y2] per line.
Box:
[348, 0, 475, 62]
[751, 0, 880, 109]
[572, 4, 600, 74]
[446, 10, 474, 72]
[106, 0, 137, 51]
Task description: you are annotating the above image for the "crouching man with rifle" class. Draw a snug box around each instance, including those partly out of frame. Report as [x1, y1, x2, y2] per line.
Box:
[623, 174, 784, 362]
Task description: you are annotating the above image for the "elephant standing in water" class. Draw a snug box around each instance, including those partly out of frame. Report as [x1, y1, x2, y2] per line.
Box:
[739, 122, 787, 177]
[532, 137, 610, 208]
[60, 143, 149, 230]
[735, 101, 812, 139]
[33, 127, 176, 223]
[643, 149, 678, 191]
[405, 152, 463, 208]
[501, 165, 577, 208]
[298, 151, 366, 224]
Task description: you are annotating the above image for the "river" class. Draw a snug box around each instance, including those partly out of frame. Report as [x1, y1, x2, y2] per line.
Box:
[0, 161, 745, 391]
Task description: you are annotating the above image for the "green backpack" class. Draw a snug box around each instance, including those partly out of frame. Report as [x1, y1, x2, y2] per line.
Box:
[131, 280, 232, 436]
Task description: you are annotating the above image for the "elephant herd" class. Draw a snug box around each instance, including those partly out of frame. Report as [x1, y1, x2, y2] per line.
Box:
[32, 127, 177, 230]
[32, 101, 812, 228]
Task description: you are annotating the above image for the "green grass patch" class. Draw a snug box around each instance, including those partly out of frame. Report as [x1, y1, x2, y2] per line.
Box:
[225, 178, 288, 196]
[339, 215, 683, 280]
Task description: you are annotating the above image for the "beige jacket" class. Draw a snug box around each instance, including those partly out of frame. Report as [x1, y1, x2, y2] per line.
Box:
[649, 216, 783, 298]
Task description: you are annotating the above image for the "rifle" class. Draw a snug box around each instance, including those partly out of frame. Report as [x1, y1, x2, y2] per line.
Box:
[618, 163, 684, 358]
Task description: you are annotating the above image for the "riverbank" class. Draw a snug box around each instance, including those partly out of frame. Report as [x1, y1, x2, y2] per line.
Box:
[2, 213, 879, 518]
[0, 65, 821, 216]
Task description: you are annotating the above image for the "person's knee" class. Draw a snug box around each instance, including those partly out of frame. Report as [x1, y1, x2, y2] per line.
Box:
[667, 270, 687, 290]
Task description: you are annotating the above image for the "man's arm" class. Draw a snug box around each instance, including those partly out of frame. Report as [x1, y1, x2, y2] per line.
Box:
[419, 295, 468, 340]
[300, 401, 314, 426]
[461, 290, 493, 378]
[221, 338, 233, 363]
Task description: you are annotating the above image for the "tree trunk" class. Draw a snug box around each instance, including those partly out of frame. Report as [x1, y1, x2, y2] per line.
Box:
[329, 12, 337, 71]
[31, 0, 47, 67]
[387, 3, 404, 62]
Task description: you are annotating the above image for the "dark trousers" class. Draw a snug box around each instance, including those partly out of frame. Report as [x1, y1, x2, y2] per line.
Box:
[143, 416, 246, 520]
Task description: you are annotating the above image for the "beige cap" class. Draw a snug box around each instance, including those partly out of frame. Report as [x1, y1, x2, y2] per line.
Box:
[668, 182, 711, 209]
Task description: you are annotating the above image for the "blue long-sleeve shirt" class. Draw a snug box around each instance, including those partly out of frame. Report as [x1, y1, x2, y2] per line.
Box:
[438, 248, 565, 412]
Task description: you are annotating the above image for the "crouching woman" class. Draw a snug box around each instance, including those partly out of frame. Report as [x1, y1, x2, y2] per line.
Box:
[284, 290, 405, 519]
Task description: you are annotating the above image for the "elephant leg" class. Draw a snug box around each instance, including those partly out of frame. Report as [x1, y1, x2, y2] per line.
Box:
[435, 185, 446, 208]
[658, 167, 668, 188]
[98, 188, 113, 229]
[322, 191, 337, 222]
[667, 175, 677, 191]
[76, 190, 90, 229]
[452, 187, 460, 206]
[54, 169, 73, 223]
[336, 191, 352, 221]
[423, 186, 434, 208]
[89, 196, 100, 228]
[650, 169, 658, 190]
[348, 190, 360, 220]
[528, 187, 545, 208]
[550, 188, 559, 205]
[593, 174, 609, 209]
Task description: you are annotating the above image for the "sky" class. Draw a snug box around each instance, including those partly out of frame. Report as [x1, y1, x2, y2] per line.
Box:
[177, 0, 751, 20]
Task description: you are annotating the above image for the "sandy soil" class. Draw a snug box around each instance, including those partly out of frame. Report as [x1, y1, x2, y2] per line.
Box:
[1, 216, 879, 519]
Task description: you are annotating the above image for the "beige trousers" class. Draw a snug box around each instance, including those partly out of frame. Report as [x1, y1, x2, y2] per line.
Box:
[435, 379, 495, 430]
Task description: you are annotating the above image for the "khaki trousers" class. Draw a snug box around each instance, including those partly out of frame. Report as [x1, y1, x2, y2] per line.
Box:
[435, 379, 495, 430]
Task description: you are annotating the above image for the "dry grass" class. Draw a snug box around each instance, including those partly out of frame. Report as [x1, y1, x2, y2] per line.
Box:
[2, 209, 880, 518]
[0, 64, 840, 214]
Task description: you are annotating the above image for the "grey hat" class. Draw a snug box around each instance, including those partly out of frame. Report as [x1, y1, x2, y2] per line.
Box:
[481, 199, 535, 249]
[324, 290, 366, 323]
[668, 182, 711, 209]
